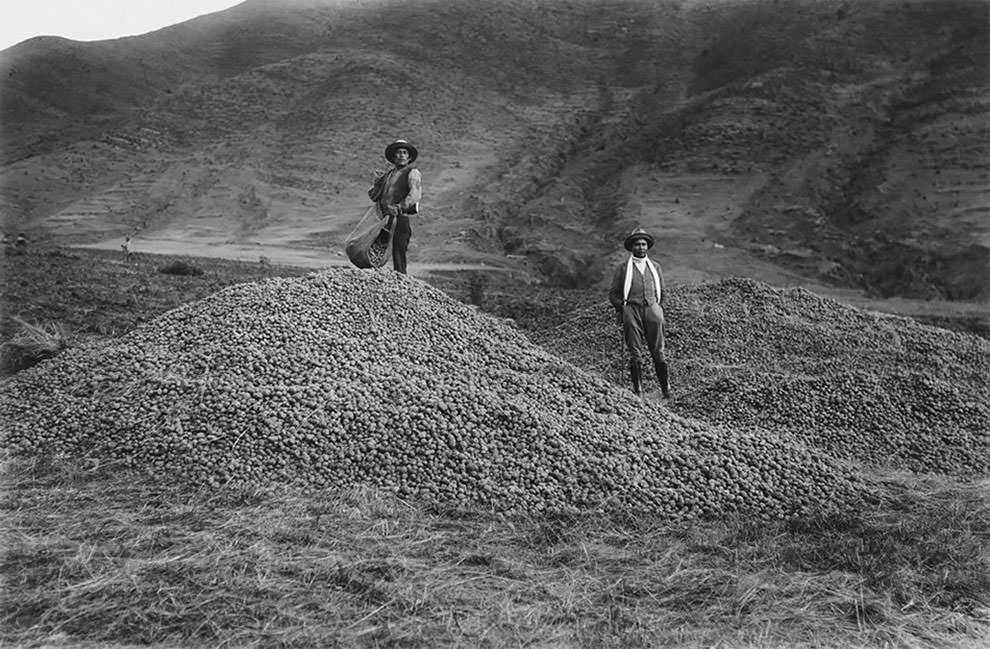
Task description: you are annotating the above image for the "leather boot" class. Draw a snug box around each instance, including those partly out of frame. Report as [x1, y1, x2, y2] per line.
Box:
[654, 360, 671, 399]
[629, 361, 643, 396]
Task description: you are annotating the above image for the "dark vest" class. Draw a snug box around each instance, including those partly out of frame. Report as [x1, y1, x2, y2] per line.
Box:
[380, 166, 414, 207]
[627, 264, 659, 305]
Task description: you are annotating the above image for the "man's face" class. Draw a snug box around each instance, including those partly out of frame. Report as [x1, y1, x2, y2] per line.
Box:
[393, 148, 411, 167]
[631, 239, 649, 258]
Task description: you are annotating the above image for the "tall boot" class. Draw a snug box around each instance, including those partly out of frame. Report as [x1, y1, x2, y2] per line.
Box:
[654, 359, 671, 399]
[629, 361, 643, 396]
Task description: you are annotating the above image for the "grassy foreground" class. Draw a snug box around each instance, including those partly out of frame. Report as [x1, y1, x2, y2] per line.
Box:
[2, 247, 989, 647]
[2, 458, 988, 649]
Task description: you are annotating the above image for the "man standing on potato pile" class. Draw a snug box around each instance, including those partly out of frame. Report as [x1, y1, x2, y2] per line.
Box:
[368, 139, 422, 274]
[608, 228, 671, 399]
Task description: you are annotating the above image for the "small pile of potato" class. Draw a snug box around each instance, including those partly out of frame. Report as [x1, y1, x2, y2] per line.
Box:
[534, 277, 990, 475]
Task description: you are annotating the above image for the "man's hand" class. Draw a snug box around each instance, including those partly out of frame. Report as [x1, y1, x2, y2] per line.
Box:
[385, 204, 400, 217]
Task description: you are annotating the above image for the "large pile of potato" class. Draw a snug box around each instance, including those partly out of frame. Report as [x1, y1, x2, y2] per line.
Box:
[0, 270, 864, 518]
[533, 277, 990, 475]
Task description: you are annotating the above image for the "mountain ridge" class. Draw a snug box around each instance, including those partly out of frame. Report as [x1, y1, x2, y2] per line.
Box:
[1, 0, 987, 303]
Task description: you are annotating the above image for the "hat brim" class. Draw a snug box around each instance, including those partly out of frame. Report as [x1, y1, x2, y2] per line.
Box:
[624, 234, 655, 251]
[385, 142, 418, 164]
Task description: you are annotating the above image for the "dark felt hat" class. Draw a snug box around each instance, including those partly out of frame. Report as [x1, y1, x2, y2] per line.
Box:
[385, 139, 419, 164]
[623, 228, 655, 251]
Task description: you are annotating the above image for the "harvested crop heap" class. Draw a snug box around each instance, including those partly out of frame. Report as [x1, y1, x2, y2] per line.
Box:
[1, 270, 863, 517]
[534, 278, 990, 475]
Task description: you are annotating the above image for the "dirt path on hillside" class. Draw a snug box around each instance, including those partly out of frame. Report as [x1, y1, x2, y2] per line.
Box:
[71, 237, 518, 275]
[72, 234, 989, 335]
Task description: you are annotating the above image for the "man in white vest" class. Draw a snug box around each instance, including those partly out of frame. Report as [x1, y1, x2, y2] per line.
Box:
[607, 228, 670, 398]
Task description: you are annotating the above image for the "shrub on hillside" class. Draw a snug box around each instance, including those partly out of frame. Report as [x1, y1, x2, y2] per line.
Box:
[159, 260, 204, 276]
[531, 249, 604, 289]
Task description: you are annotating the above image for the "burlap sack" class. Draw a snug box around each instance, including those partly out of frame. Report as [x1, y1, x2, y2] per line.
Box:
[345, 205, 394, 269]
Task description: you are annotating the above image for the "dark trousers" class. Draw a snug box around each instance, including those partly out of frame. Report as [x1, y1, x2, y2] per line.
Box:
[622, 302, 666, 364]
[392, 213, 411, 274]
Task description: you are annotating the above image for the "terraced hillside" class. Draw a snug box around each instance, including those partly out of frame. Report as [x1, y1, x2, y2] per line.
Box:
[0, 0, 688, 254]
[1, 0, 987, 305]
[501, 0, 990, 298]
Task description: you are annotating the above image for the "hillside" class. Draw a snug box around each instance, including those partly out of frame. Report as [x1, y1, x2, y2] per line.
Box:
[0, 0, 987, 308]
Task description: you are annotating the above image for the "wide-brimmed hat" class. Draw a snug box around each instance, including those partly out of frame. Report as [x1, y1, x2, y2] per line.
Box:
[385, 139, 418, 164]
[623, 228, 655, 251]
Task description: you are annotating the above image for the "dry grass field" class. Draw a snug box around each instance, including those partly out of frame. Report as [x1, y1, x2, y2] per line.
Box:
[3, 457, 988, 649]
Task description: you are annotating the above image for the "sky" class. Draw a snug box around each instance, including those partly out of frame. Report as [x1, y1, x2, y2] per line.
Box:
[1, 0, 243, 51]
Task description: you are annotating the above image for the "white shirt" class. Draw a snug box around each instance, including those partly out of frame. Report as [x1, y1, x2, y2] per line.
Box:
[622, 255, 662, 303]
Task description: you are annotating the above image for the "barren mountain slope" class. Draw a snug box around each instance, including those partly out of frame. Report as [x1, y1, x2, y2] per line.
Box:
[485, 0, 989, 299]
[1, 0, 986, 307]
[1, 0, 687, 258]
